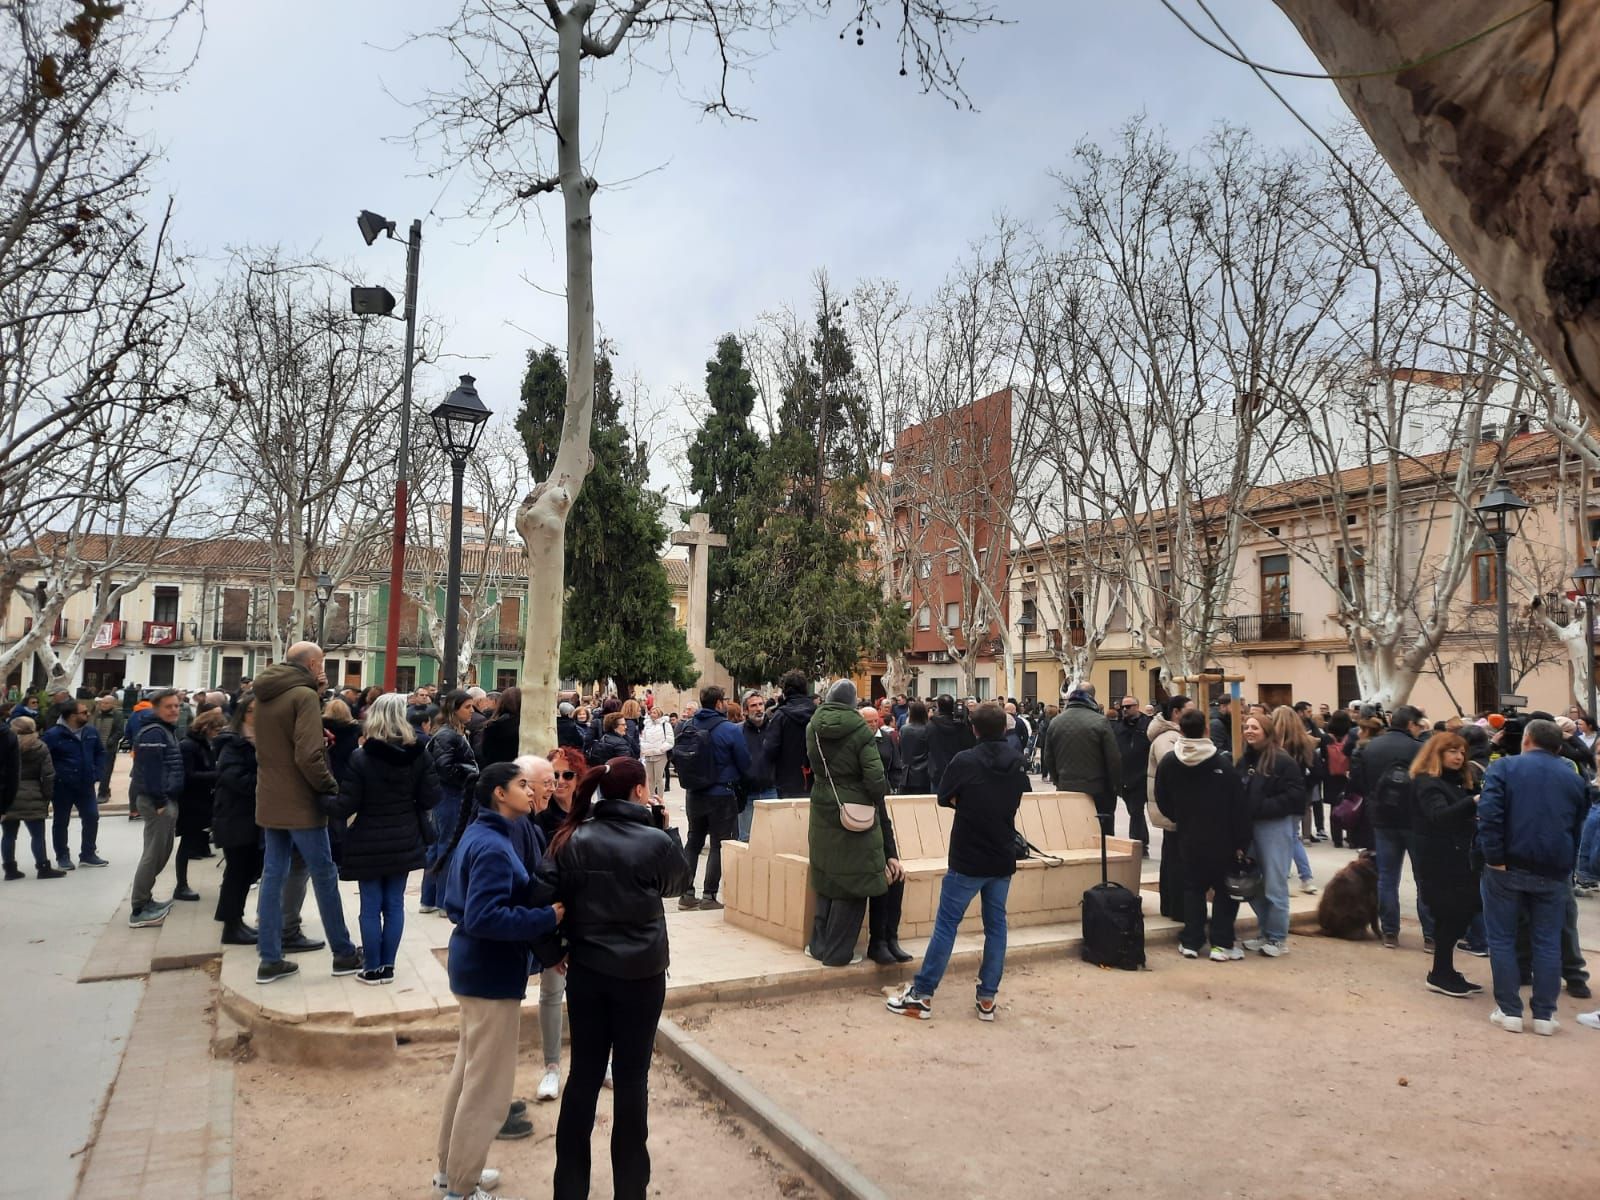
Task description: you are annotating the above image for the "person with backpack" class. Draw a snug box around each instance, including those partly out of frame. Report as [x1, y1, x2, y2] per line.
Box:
[422, 691, 481, 915]
[588, 711, 636, 767]
[1324, 710, 1354, 846]
[672, 685, 750, 911]
[763, 672, 815, 798]
[1350, 704, 1432, 949]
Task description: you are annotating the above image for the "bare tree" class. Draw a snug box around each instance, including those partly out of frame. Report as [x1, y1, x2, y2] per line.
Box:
[409, 0, 996, 750]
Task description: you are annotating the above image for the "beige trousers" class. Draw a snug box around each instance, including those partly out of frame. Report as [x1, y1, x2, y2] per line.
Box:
[437, 995, 522, 1193]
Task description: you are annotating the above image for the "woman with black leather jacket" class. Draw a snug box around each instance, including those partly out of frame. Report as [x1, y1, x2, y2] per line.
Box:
[422, 690, 480, 914]
[1236, 714, 1306, 958]
[536, 756, 691, 1200]
[1411, 732, 1484, 997]
[211, 697, 261, 945]
[175, 709, 225, 902]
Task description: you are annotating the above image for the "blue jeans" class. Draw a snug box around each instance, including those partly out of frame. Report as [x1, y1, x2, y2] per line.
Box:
[257, 827, 356, 962]
[913, 871, 1010, 999]
[2, 818, 47, 868]
[1290, 827, 1313, 883]
[421, 789, 463, 908]
[358, 873, 407, 971]
[1577, 805, 1600, 883]
[51, 788, 98, 861]
[1482, 867, 1568, 1020]
[1249, 817, 1295, 944]
[1374, 828, 1435, 939]
[737, 788, 778, 842]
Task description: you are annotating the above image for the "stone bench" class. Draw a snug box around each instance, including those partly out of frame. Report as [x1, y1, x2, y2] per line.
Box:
[720, 792, 1142, 950]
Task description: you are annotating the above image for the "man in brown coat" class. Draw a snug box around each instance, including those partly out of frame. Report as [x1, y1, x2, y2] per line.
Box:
[253, 642, 361, 985]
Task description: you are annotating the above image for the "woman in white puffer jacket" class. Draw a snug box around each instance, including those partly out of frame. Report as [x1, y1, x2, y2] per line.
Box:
[639, 704, 675, 798]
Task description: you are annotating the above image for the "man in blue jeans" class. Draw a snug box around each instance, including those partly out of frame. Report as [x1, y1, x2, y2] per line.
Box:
[887, 702, 1028, 1022]
[250, 643, 361, 984]
[1479, 718, 1589, 1036]
[1351, 705, 1431, 948]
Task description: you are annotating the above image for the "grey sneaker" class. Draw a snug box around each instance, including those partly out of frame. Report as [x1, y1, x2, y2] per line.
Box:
[128, 905, 168, 929]
[331, 950, 363, 976]
[256, 958, 300, 985]
[54, 858, 75, 872]
[698, 897, 724, 911]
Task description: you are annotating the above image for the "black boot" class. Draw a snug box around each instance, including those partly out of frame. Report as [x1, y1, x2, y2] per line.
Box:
[220, 921, 257, 945]
[879, 879, 913, 962]
[866, 939, 899, 965]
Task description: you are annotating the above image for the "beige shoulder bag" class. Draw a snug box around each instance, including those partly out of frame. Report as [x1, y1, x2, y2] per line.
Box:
[815, 739, 877, 832]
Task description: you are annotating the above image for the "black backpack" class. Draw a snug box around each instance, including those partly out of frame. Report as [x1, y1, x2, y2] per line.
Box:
[670, 716, 723, 792]
[1372, 760, 1414, 825]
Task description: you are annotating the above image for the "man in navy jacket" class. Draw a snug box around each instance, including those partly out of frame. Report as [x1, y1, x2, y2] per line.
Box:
[42, 699, 106, 870]
[1479, 718, 1589, 1034]
[676, 685, 750, 911]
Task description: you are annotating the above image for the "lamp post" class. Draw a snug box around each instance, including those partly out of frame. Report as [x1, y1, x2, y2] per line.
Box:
[1017, 605, 1036, 705]
[1574, 561, 1600, 720]
[354, 209, 422, 692]
[314, 572, 334, 648]
[1474, 482, 1530, 708]
[430, 375, 491, 693]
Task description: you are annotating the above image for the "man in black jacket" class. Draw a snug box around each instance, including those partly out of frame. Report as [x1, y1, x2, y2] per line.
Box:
[1350, 704, 1430, 948]
[860, 705, 906, 792]
[926, 694, 976, 792]
[886, 702, 1028, 1022]
[1111, 696, 1152, 854]
[763, 671, 815, 798]
[1209, 694, 1234, 753]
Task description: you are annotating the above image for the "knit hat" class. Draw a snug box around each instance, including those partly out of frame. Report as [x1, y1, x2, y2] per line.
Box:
[825, 679, 858, 707]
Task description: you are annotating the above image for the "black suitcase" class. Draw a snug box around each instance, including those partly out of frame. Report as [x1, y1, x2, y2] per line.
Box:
[1080, 828, 1145, 969]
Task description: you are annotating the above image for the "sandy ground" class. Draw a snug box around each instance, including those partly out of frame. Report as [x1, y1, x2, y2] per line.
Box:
[233, 1043, 817, 1200]
[681, 933, 1600, 1200]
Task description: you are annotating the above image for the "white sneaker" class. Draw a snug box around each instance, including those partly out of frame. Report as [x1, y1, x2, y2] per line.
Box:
[1179, 946, 1199, 959]
[1209, 947, 1230, 962]
[432, 1167, 501, 1190]
[419, 904, 439, 914]
[1241, 937, 1266, 952]
[1576, 1010, 1600, 1030]
[1298, 879, 1318, 895]
[1532, 1017, 1559, 1037]
[1258, 941, 1289, 958]
[536, 1069, 560, 1102]
[1490, 1008, 1524, 1034]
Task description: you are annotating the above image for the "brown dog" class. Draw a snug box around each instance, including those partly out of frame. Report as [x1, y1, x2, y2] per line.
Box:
[1317, 849, 1381, 940]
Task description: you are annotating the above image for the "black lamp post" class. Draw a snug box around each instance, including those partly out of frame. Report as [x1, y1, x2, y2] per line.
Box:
[1017, 604, 1036, 706]
[430, 375, 491, 693]
[1474, 482, 1530, 708]
[1574, 561, 1600, 720]
[314, 572, 334, 647]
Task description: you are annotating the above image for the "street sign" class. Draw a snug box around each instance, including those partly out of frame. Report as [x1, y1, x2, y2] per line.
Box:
[1500, 693, 1528, 709]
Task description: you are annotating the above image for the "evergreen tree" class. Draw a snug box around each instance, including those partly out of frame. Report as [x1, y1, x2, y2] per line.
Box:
[687, 334, 764, 638]
[516, 346, 696, 695]
[713, 304, 905, 683]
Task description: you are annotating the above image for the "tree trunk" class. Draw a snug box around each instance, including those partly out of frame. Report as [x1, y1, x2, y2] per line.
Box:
[517, 3, 597, 755]
[1274, 2, 1600, 424]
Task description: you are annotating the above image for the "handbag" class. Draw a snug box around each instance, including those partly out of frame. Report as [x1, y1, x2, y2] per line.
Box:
[1014, 831, 1063, 865]
[1331, 790, 1363, 830]
[814, 742, 876, 832]
[1224, 855, 1263, 901]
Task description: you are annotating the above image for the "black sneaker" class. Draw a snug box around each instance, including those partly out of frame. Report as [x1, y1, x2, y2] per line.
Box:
[172, 886, 200, 901]
[54, 858, 75, 872]
[1456, 941, 1489, 958]
[1569, 979, 1593, 1000]
[79, 855, 109, 868]
[37, 865, 66, 879]
[678, 893, 700, 911]
[698, 897, 724, 911]
[331, 950, 363, 976]
[356, 968, 386, 986]
[280, 932, 326, 954]
[256, 959, 300, 985]
[1426, 973, 1473, 998]
[495, 1114, 534, 1140]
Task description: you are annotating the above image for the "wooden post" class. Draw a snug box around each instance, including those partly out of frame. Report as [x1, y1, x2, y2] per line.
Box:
[1178, 672, 1248, 761]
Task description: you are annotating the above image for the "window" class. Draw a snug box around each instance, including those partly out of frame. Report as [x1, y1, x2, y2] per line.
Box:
[973, 677, 992, 701]
[1472, 535, 1497, 604]
[1336, 665, 1359, 709]
[153, 585, 179, 625]
[916, 605, 931, 630]
[1108, 669, 1128, 701]
[944, 601, 960, 630]
[148, 653, 175, 687]
[1022, 670, 1037, 703]
[1158, 568, 1176, 624]
[917, 557, 932, 579]
[1260, 554, 1290, 614]
[930, 676, 958, 698]
[220, 656, 245, 693]
[217, 588, 251, 641]
[1259, 683, 1293, 709]
[1337, 546, 1366, 600]
[496, 668, 518, 690]
[1473, 662, 1499, 715]
[98, 582, 124, 622]
[395, 665, 417, 692]
[945, 551, 959, 576]
[1266, 526, 1280, 537]
[326, 593, 353, 646]
[1020, 597, 1038, 627]
[1347, 513, 1359, 526]
[1149, 668, 1169, 705]
[343, 660, 362, 688]
[948, 437, 963, 462]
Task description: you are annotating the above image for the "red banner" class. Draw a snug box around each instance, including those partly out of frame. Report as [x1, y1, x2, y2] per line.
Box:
[143, 622, 177, 646]
[92, 622, 120, 649]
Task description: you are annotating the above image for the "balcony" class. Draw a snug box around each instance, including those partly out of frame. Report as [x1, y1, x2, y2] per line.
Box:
[479, 632, 525, 654]
[212, 620, 273, 643]
[1232, 612, 1303, 643]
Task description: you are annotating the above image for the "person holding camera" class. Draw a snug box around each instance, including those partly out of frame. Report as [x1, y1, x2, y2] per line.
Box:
[536, 756, 691, 1200]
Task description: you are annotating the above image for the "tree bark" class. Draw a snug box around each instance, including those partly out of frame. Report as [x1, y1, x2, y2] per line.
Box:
[516, 2, 598, 755]
[1274, 1, 1600, 423]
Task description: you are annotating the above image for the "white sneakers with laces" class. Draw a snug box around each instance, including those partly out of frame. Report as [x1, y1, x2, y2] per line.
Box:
[433, 1167, 501, 1191]
[536, 1069, 560, 1102]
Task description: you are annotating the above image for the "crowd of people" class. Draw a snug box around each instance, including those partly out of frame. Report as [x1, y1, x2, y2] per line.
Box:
[7, 659, 1599, 1196]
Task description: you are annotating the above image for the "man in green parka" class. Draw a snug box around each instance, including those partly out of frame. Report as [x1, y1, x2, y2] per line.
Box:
[806, 679, 888, 966]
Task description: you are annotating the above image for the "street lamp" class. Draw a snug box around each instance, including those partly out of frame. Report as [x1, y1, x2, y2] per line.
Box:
[314, 572, 334, 647]
[1474, 481, 1530, 709]
[430, 375, 492, 693]
[1017, 604, 1036, 706]
[1574, 560, 1600, 720]
[355, 207, 423, 692]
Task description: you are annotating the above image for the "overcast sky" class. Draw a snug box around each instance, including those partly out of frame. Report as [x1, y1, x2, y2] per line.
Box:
[141, 1, 1345, 508]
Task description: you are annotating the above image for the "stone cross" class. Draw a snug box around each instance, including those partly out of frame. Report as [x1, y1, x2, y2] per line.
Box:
[670, 512, 728, 686]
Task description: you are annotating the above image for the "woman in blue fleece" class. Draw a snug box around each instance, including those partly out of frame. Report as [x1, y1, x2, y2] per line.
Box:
[434, 761, 563, 1200]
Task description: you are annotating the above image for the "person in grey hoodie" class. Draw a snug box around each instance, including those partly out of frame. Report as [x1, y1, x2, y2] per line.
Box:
[1154, 708, 1252, 961]
[1144, 694, 1192, 921]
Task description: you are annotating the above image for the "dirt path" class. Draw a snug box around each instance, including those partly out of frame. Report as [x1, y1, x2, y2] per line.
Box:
[234, 1042, 816, 1199]
[683, 933, 1599, 1199]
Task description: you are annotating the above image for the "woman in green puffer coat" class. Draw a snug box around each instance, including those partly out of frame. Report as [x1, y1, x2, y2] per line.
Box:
[806, 680, 888, 966]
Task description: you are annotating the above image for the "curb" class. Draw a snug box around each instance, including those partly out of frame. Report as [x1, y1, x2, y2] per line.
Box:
[656, 1017, 889, 1200]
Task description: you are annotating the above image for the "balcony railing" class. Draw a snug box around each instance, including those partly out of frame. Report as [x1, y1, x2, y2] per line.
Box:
[479, 632, 525, 654]
[213, 619, 274, 643]
[1232, 612, 1303, 643]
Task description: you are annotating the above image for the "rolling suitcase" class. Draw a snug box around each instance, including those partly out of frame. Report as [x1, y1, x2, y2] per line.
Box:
[1080, 826, 1145, 969]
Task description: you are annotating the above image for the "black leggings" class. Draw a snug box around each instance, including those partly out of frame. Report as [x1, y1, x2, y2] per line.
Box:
[215, 844, 263, 925]
[554, 963, 667, 1200]
[1431, 909, 1474, 981]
